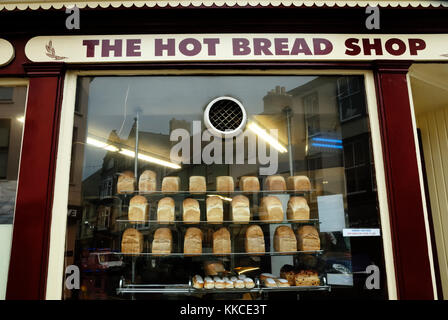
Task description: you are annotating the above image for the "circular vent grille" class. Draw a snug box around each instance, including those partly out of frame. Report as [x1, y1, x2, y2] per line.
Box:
[204, 96, 247, 138]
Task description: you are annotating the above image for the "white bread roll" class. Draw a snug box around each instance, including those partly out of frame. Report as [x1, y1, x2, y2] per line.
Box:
[263, 277, 277, 287]
[275, 278, 290, 287]
[245, 225, 265, 255]
[234, 280, 245, 288]
[192, 275, 204, 289]
[274, 226, 297, 253]
[259, 196, 284, 222]
[231, 195, 250, 223]
[184, 227, 203, 256]
[240, 176, 260, 192]
[213, 227, 231, 255]
[128, 195, 149, 223]
[214, 277, 225, 289]
[117, 171, 135, 194]
[121, 228, 143, 255]
[206, 196, 223, 223]
[296, 225, 320, 251]
[138, 170, 157, 192]
[244, 277, 255, 289]
[161, 176, 180, 193]
[287, 196, 310, 221]
[216, 176, 234, 192]
[151, 228, 172, 255]
[157, 197, 175, 223]
[264, 175, 286, 191]
[183, 198, 200, 223]
[204, 277, 214, 289]
[259, 273, 276, 281]
[189, 176, 206, 193]
[225, 279, 234, 289]
[287, 176, 311, 191]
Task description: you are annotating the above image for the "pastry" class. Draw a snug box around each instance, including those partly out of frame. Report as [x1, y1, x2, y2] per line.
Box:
[204, 276, 214, 289]
[213, 227, 231, 255]
[183, 198, 200, 223]
[224, 278, 234, 289]
[161, 176, 180, 193]
[294, 270, 320, 286]
[151, 228, 172, 255]
[117, 171, 135, 194]
[121, 228, 143, 255]
[274, 226, 297, 253]
[259, 196, 284, 222]
[263, 277, 277, 287]
[192, 275, 204, 289]
[287, 196, 310, 221]
[232, 195, 250, 223]
[264, 175, 286, 191]
[184, 227, 203, 256]
[206, 196, 223, 223]
[245, 225, 265, 255]
[190, 176, 206, 193]
[297, 225, 320, 251]
[214, 276, 225, 289]
[244, 277, 255, 289]
[240, 176, 260, 192]
[275, 278, 290, 287]
[216, 176, 234, 192]
[234, 280, 245, 288]
[128, 195, 148, 223]
[139, 170, 157, 192]
[287, 176, 311, 191]
[157, 197, 175, 223]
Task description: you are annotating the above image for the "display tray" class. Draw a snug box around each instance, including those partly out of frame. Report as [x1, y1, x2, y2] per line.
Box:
[114, 250, 323, 257]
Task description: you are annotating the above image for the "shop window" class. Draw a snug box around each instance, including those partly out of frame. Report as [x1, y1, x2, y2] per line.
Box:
[337, 77, 365, 122]
[303, 92, 320, 137]
[0, 87, 13, 103]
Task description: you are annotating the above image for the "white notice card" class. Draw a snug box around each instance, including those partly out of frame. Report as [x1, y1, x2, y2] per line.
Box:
[317, 194, 346, 232]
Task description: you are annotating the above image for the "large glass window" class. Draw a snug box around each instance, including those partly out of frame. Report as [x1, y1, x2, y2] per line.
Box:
[64, 75, 387, 300]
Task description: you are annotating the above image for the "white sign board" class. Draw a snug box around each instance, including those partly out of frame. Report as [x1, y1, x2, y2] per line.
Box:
[343, 228, 381, 237]
[317, 194, 346, 233]
[0, 39, 14, 66]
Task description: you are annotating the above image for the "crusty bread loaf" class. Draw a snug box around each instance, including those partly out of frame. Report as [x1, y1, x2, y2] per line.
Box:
[259, 196, 284, 222]
[216, 176, 234, 192]
[240, 176, 260, 192]
[184, 227, 203, 256]
[245, 225, 265, 255]
[190, 176, 206, 193]
[183, 198, 200, 223]
[121, 228, 143, 255]
[206, 196, 223, 223]
[128, 195, 148, 223]
[287, 196, 310, 221]
[117, 171, 135, 194]
[280, 264, 296, 286]
[287, 176, 311, 191]
[161, 176, 180, 193]
[213, 227, 231, 255]
[264, 175, 286, 191]
[296, 225, 320, 251]
[204, 261, 225, 276]
[231, 195, 250, 223]
[152, 228, 172, 255]
[294, 270, 320, 286]
[157, 197, 175, 223]
[139, 170, 157, 192]
[274, 226, 297, 253]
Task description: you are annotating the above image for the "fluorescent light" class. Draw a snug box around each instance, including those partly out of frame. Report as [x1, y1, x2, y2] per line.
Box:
[311, 143, 343, 149]
[312, 137, 342, 144]
[17, 116, 24, 123]
[247, 122, 287, 153]
[87, 137, 119, 152]
[119, 148, 181, 169]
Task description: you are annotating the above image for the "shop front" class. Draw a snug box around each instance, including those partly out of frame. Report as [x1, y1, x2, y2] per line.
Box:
[0, 0, 447, 301]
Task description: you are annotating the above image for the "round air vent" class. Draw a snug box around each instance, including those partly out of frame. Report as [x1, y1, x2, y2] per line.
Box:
[204, 96, 247, 138]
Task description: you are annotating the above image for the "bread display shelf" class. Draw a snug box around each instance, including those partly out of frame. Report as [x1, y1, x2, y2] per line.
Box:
[115, 190, 316, 197]
[116, 219, 320, 225]
[115, 250, 323, 258]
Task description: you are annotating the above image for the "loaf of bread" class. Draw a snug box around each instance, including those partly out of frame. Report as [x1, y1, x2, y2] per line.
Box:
[161, 176, 180, 193]
[151, 228, 172, 255]
[206, 196, 223, 223]
[204, 261, 225, 276]
[294, 270, 320, 286]
[157, 197, 175, 223]
[184, 227, 203, 256]
[213, 227, 231, 255]
[240, 176, 260, 192]
[274, 226, 297, 253]
[264, 175, 286, 191]
[121, 228, 143, 255]
[287, 196, 310, 221]
[297, 225, 320, 251]
[183, 198, 200, 223]
[139, 170, 157, 192]
[117, 171, 135, 194]
[245, 225, 265, 255]
[232, 195, 250, 223]
[280, 264, 296, 286]
[287, 176, 311, 191]
[216, 176, 234, 192]
[192, 275, 204, 289]
[259, 196, 284, 222]
[190, 176, 206, 193]
[128, 195, 148, 223]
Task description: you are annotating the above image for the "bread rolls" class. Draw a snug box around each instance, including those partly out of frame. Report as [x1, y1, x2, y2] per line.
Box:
[259, 196, 284, 222]
[190, 176, 206, 193]
[206, 196, 223, 223]
[232, 195, 250, 223]
[184, 227, 203, 256]
[161, 176, 180, 193]
[139, 170, 157, 192]
[264, 175, 286, 191]
[240, 176, 260, 192]
[275, 278, 290, 287]
[234, 279, 245, 288]
[183, 198, 200, 223]
[204, 276, 214, 289]
[287, 196, 310, 221]
[297, 225, 320, 251]
[117, 171, 135, 194]
[121, 228, 143, 255]
[213, 227, 231, 255]
[245, 225, 265, 255]
[128, 195, 148, 223]
[157, 197, 175, 223]
[263, 277, 277, 287]
[244, 277, 255, 289]
[287, 176, 311, 191]
[152, 228, 172, 255]
[192, 275, 204, 289]
[274, 226, 297, 253]
[216, 176, 234, 192]
[294, 270, 320, 286]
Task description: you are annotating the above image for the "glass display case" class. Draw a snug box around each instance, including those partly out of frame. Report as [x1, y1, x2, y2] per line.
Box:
[64, 75, 387, 300]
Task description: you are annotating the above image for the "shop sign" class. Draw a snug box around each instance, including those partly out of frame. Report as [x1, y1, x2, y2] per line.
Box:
[0, 38, 14, 66]
[25, 34, 448, 63]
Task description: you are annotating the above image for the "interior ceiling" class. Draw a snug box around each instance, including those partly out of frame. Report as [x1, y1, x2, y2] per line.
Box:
[409, 63, 448, 115]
